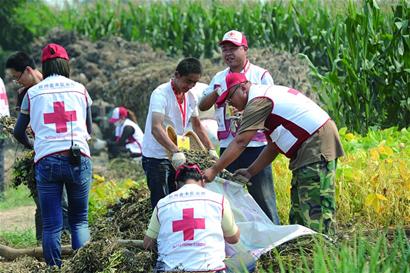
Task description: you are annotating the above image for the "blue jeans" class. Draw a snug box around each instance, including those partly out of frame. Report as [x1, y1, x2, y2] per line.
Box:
[33, 186, 70, 242]
[220, 146, 280, 224]
[142, 156, 176, 208]
[35, 154, 92, 267]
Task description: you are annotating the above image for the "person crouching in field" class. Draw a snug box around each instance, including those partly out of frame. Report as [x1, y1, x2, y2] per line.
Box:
[107, 106, 144, 158]
[204, 73, 344, 234]
[144, 163, 240, 273]
[13, 43, 93, 267]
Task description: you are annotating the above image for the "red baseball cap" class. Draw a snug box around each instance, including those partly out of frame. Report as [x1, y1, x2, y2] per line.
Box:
[41, 43, 69, 63]
[219, 30, 248, 48]
[109, 107, 128, 123]
[215, 73, 247, 106]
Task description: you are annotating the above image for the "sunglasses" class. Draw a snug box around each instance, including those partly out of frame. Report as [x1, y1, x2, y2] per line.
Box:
[175, 163, 203, 180]
[226, 84, 242, 104]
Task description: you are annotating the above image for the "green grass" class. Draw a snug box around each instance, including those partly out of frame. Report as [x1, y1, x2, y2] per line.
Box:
[0, 185, 34, 210]
[258, 229, 410, 273]
[0, 228, 37, 247]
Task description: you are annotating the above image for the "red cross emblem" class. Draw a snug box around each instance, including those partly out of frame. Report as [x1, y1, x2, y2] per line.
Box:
[172, 208, 205, 241]
[0, 92, 8, 105]
[43, 101, 77, 133]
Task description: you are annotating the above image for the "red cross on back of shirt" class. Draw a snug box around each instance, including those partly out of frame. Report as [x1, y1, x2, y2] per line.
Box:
[172, 208, 205, 241]
[43, 101, 77, 133]
[0, 92, 8, 105]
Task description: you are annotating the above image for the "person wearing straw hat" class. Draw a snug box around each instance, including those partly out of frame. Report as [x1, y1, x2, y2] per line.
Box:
[144, 163, 240, 273]
[203, 73, 344, 234]
[108, 106, 144, 158]
[13, 43, 93, 266]
[142, 57, 215, 208]
[198, 30, 280, 224]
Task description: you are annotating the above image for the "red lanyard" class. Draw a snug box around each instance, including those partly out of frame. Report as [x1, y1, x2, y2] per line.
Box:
[171, 80, 187, 127]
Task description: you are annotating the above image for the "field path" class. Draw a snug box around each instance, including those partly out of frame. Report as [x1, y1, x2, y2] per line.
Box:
[0, 205, 35, 232]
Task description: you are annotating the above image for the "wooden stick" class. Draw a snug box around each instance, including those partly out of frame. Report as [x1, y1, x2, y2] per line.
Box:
[0, 239, 145, 261]
[0, 244, 73, 260]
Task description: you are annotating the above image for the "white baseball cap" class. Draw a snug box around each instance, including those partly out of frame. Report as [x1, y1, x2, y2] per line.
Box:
[109, 107, 128, 123]
[219, 30, 248, 48]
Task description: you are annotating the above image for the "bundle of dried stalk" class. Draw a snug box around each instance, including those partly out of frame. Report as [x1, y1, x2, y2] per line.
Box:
[0, 116, 37, 196]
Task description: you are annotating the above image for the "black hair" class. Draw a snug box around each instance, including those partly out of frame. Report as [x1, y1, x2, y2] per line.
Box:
[175, 57, 202, 77]
[42, 58, 70, 78]
[175, 166, 203, 184]
[5, 52, 36, 72]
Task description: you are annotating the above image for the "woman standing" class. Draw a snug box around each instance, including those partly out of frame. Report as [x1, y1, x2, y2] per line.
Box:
[13, 43, 93, 267]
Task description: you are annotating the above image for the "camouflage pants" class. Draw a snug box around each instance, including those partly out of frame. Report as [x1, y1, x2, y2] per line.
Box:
[289, 159, 337, 234]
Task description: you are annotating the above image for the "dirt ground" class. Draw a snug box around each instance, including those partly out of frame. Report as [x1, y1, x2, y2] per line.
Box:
[0, 141, 107, 234]
[0, 205, 35, 232]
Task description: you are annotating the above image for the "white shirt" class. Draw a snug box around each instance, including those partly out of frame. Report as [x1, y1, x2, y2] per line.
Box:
[203, 61, 273, 148]
[115, 118, 144, 154]
[142, 80, 200, 159]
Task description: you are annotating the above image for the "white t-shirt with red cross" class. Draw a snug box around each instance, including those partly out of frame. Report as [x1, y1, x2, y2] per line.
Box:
[156, 184, 226, 272]
[115, 118, 144, 154]
[0, 78, 10, 117]
[203, 60, 273, 148]
[248, 84, 330, 158]
[26, 75, 92, 162]
[142, 80, 200, 159]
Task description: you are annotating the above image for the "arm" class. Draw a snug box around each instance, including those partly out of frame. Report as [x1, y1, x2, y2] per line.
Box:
[143, 235, 157, 251]
[191, 116, 214, 150]
[151, 112, 179, 153]
[13, 113, 32, 149]
[204, 97, 273, 181]
[143, 207, 159, 251]
[117, 126, 135, 146]
[203, 129, 257, 182]
[247, 141, 279, 176]
[222, 198, 240, 244]
[86, 106, 93, 135]
[198, 89, 219, 111]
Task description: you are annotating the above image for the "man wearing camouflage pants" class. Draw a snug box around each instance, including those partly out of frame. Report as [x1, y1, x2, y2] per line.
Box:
[204, 73, 345, 234]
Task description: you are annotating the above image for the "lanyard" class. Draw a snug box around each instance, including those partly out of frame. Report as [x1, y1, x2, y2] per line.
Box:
[171, 80, 187, 127]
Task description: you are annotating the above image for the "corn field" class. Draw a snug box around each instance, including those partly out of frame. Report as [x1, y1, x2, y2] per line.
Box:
[10, 0, 409, 134]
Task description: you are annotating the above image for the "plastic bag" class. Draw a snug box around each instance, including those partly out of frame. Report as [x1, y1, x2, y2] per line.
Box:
[206, 177, 316, 272]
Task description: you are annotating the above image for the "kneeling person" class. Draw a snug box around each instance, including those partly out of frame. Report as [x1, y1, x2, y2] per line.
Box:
[144, 163, 240, 272]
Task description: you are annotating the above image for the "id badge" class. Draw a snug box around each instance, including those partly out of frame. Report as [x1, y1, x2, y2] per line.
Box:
[216, 107, 226, 131]
[177, 135, 190, 150]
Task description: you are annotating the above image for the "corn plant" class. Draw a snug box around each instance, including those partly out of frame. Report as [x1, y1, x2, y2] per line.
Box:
[12, 0, 410, 133]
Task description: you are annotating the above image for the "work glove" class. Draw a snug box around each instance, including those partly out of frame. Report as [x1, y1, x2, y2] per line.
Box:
[171, 151, 186, 169]
[208, 149, 219, 160]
